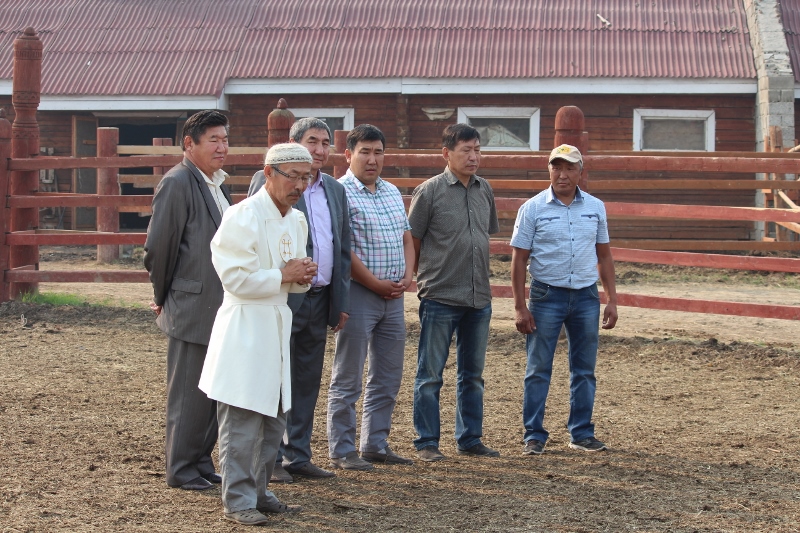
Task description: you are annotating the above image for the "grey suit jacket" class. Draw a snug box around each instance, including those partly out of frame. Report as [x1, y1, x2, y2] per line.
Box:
[248, 170, 351, 327]
[144, 158, 233, 345]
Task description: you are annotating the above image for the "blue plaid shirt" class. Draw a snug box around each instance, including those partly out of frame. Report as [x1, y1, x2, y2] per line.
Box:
[339, 170, 411, 282]
[510, 186, 609, 289]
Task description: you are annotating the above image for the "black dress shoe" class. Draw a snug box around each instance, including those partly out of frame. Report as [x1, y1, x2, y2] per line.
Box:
[202, 472, 222, 484]
[179, 476, 214, 490]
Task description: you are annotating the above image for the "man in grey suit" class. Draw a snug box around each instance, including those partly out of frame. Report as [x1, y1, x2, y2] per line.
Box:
[144, 110, 233, 491]
[247, 117, 351, 482]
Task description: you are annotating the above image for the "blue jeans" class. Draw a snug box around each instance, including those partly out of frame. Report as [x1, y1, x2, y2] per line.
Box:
[523, 280, 600, 444]
[413, 298, 492, 450]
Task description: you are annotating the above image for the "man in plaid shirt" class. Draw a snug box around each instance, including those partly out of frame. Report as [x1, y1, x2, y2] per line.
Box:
[327, 124, 416, 470]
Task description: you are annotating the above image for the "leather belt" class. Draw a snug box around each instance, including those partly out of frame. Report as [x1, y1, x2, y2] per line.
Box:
[307, 285, 329, 297]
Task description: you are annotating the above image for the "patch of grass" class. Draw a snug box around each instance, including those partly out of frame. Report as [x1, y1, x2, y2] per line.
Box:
[19, 292, 148, 309]
[20, 291, 90, 306]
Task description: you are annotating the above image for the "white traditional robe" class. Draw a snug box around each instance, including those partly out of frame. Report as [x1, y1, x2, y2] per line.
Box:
[199, 187, 309, 417]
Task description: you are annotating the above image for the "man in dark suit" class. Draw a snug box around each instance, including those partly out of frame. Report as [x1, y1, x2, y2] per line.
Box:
[144, 110, 233, 491]
[248, 117, 351, 482]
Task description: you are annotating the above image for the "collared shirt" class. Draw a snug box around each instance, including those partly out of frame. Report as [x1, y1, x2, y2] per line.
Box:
[339, 169, 411, 282]
[510, 186, 609, 289]
[408, 167, 499, 308]
[303, 170, 334, 287]
[199, 168, 230, 214]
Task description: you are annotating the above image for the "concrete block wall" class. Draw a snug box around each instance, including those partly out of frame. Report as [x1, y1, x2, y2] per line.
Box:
[745, 0, 795, 151]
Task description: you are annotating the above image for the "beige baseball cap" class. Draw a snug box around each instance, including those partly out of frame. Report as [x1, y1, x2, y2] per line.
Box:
[549, 144, 583, 164]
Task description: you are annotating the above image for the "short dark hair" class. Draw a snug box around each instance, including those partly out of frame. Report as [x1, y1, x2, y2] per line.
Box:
[442, 123, 480, 150]
[346, 124, 385, 151]
[290, 117, 332, 143]
[182, 110, 229, 150]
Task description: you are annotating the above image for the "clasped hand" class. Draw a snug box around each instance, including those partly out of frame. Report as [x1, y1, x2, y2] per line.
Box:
[372, 277, 411, 299]
[282, 257, 318, 285]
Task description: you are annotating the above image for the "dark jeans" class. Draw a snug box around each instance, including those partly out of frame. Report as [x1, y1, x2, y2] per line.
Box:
[413, 298, 492, 450]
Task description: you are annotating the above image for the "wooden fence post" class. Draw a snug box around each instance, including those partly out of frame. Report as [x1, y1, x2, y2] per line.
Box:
[97, 127, 119, 263]
[152, 137, 172, 177]
[333, 130, 348, 178]
[267, 98, 294, 147]
[769, 126, 793, 242]
[0, 110, 11, 302]
[9, 27, 42, 298]
[554, 106, 589, 190]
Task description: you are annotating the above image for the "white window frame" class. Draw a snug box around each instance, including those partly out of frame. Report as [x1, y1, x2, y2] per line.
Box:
[633, 109, 715, 151]
[289, 107, 354, 131]
[457, 106, 540, 151]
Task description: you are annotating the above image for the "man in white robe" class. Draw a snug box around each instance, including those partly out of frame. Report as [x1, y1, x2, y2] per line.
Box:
[199, 143, 318, 527]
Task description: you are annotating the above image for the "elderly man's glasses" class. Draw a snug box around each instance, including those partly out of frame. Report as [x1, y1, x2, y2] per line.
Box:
[272, 166, 312, 184]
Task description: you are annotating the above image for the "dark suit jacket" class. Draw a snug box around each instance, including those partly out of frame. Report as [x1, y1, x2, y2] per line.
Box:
[248, 170, 350, 327]
[144, 158, 233, 345]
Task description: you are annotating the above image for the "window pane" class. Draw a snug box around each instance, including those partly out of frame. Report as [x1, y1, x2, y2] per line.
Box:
[468, 117, 529, 148]
[642, 119, 706, 150]
[295, 116, 344, 132]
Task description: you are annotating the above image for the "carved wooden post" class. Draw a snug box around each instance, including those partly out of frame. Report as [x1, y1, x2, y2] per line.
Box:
[554, 106, 589, 191]
[10, 27, 42, 298]
[333, 130, 348, 178]
[267, 98, 294, 147]
[0, 110, 12, 302]
[97, 127, 119, 263]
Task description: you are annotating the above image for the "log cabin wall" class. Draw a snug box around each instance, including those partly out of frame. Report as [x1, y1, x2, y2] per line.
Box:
[0, 91, 756, 240]
[228, 93, 757, 240]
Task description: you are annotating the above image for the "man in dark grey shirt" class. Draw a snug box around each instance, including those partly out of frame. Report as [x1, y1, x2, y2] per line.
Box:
[408, 123, 500, 462]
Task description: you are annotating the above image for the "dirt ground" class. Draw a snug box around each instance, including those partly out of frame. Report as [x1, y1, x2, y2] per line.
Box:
[1, 247, 799, 532]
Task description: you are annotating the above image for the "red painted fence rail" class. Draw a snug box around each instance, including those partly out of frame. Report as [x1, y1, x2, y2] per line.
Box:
[1, 31, 798, 320]
[3, 150, 800, 319]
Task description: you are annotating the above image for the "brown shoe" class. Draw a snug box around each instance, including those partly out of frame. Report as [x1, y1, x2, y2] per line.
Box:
[457, 443, 500, 457]
[417, 445, 445, 462]
[270, 464, 293, 483]
[285, 462, 336, 478]
[329, 451, 374, 471]
[361, 446, 414, 465]
[257, 500, 302, 514]
[225, 508, 269, 526]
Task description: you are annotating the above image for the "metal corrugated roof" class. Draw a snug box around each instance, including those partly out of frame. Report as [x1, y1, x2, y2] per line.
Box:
[270, 28, 340, 78]
[48, 28, 109, 53]
[42, 52, 93, 94]
[231, 29, 287, 79]
[61, 0, 119, 29]
[106, 0, 166, 30]
[328, 28, 389, 77]
[780, 0, 800, 83]
[249, 0, 301, 30]
[0, 0, 757, 96]
[383, 28, 440, 77]
[116, 51, 185, 95]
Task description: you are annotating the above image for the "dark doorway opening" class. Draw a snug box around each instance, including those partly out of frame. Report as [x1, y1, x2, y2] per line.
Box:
[98, 118, 179, 230]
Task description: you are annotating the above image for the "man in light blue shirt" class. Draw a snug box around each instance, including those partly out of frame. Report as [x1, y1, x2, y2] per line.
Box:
[510, 144, 618, 456]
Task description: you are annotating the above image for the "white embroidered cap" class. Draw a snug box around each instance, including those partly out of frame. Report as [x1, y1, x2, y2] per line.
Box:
[264, 143, 313, 165]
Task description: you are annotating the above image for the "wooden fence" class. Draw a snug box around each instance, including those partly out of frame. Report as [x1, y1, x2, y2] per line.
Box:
[2, 28, 800, 321]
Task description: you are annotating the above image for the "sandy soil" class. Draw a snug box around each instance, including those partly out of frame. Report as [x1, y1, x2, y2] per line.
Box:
[1, 247, 798, 532]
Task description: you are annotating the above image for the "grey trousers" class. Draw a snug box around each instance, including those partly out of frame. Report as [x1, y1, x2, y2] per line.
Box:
[327, 281, 406, 458]
[165, 336, 218, 487]
[217, 402, 285, 513]
[278, 287, 331, 468]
